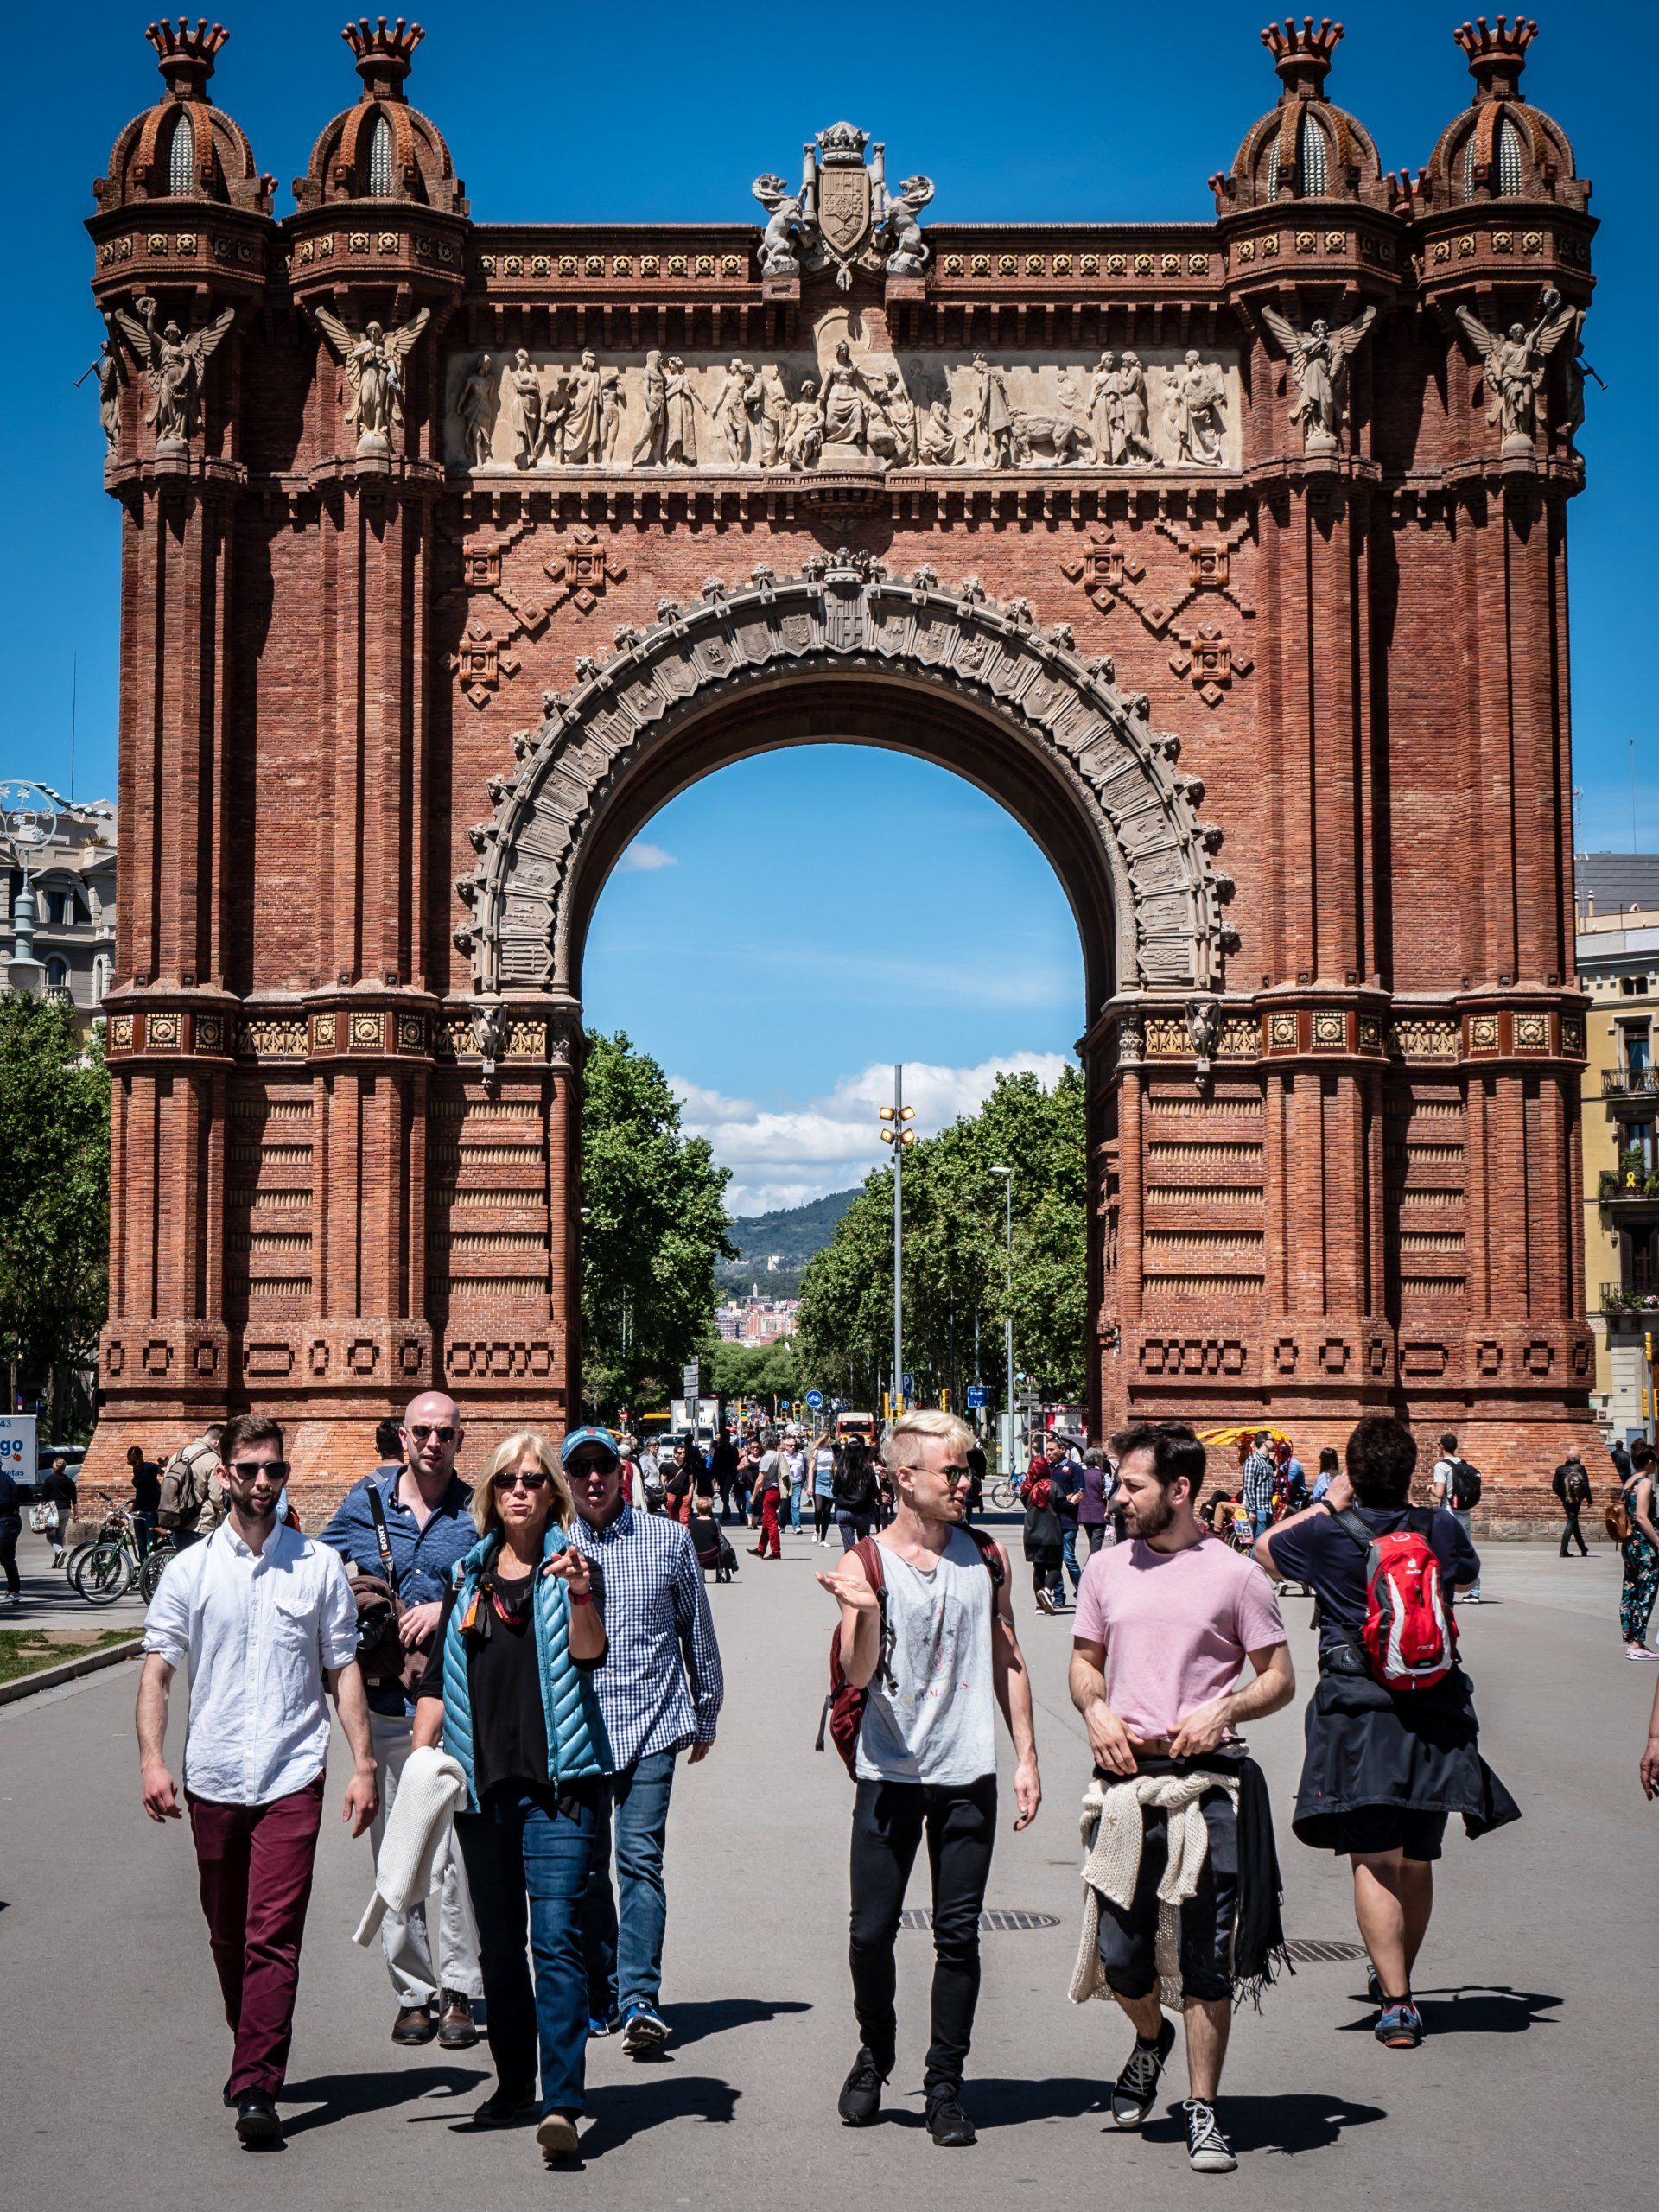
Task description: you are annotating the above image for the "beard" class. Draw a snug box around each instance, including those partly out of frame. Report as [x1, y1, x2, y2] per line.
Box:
[1125, 1486, 1174, 1540]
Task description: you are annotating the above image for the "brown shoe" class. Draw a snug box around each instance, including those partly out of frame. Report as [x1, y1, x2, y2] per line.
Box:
[392, 2004, 437, 2046]
[437, 1992, 479, 2050]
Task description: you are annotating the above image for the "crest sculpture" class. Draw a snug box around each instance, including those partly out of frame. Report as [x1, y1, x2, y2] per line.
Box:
[753, 123, 935, 289]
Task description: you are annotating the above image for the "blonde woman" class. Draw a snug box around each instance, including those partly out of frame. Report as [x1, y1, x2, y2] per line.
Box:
[413, 1432, 612, 2162]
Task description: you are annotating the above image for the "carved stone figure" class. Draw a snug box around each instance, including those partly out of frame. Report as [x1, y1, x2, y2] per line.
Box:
[875, 371, 916, 466]
[508, 347, 543, 467]
[663, 357, 702, 467]
[562, 350, 605, 465]
[458, 352, 496, 467]
[599, 365, 624, 463]
[1116, 352, 1157, 464]
[1259, 303, 1376, 453]
[632, 349, 667, 466]
[1185, 996, 1221, 1084]
[879, 172, 936, 276]
[1088, 352, 1120, 462]
[919, 396, 958, 466]
[310, 305, 430, 454]
[783, 381, 823, 470]
[111, 294, 237, 454]
[818, 340, 880, 454]
[710, 359, 754, 465]
[1165, 350, 1226, 466]
[966, 355, 1014, 467]
[543, 372, 574, 464]
[752, 173, 815, 277]
[94, 325, 121, 450]
[1010, 409, 1091, 467]
[1455, 295, 1577, 455]
[749, 365, 785, 467]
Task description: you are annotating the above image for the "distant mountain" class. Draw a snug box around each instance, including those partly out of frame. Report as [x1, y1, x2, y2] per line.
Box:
[716, 1187, 859, 1294]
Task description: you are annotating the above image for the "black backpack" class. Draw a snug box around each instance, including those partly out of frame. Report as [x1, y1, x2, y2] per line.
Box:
[1447, 1459, 1484, 1510]
[1563, 1463, 1590, 1507]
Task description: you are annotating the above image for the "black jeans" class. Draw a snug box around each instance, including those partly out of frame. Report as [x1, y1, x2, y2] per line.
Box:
[1560, 1504, 1587, 1557]
[836, 1509, 874, 1551]
[849, 1774, 996, 2095]
[0, 1516, 19, 1597]
[1096, 1789, 1238, 2004]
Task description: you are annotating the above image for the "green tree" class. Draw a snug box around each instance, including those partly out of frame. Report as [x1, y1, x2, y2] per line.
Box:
[0, 997, 111, 1438]
[795, 1066, 1086, 1413]
[581, 1030, 734, 1418]
[702, 1333, 800, 1413]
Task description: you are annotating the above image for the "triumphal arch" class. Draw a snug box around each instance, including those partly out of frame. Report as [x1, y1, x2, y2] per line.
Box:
[87, 16, 1599, 1514]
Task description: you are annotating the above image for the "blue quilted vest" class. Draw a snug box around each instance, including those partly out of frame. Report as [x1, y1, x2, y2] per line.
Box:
[440, 1524, 613, 1809]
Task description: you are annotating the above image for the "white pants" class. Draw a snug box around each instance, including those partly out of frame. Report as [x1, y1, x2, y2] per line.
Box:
[369, 1708, 483, 2006]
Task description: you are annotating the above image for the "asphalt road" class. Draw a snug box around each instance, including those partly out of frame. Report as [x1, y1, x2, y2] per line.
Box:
[3, 1522, 1654, 2209]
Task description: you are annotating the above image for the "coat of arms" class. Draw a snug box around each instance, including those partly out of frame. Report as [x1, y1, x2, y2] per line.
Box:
[753, 124, 936, 291]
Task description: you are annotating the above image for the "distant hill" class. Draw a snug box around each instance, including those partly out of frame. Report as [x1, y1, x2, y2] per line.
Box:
[716, 1187, 858, 1294]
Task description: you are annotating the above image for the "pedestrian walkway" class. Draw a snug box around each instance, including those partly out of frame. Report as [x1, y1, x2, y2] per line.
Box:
[1, 1527, 1650, 2210]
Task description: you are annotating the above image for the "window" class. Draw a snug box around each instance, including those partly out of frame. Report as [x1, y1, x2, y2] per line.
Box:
[44, 957, 68, 992]
[167, 108, 195, 197]
[1625, 1024, 1652, 1074]
[367, 112, 395, 198]
[44, 887, 86, 927]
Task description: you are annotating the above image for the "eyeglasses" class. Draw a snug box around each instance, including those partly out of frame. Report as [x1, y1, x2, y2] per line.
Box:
[409, 1424, 457, 1443]
[227, 1459, 288, 1479]
[492, 1470, 550, 1493]
[897, 1464, 971, 1482]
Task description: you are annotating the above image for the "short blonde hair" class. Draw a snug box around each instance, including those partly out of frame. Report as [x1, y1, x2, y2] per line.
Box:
[473, 1429, 574, 1542]
[881, 1407, 974, 1473]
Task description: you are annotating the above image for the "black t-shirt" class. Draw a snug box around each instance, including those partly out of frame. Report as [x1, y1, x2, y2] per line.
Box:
[1266, 1503, 1479, 1652]
[130, 1461, 162, 1514]
[41, 1466, 79, 1510]
[419, 1570, 605, 1800]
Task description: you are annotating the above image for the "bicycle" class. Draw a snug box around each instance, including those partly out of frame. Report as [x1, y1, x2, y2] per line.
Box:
[71, 1499, 148, 1606]
[137, 1530, 178, 1604]
[988, 1476, 1019, 1511]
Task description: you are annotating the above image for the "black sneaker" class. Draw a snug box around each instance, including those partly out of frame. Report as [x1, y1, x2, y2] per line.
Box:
[837, 2046, 887, 2126]
[1110, 2016, 1175, 2128]
[925, 2092, 977, 2148]
[473, 2083, 539, 2128]
[1185, 2097, 1237, 2173]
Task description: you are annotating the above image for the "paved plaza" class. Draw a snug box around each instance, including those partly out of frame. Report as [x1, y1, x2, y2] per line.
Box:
[3, 1525, 1654, 2210]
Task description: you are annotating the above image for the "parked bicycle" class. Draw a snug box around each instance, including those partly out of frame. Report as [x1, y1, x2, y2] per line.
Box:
[68, 1498, 172, 1605]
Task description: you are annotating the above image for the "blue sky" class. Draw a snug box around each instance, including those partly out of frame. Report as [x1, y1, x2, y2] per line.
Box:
[14, 1, 1651, 1209]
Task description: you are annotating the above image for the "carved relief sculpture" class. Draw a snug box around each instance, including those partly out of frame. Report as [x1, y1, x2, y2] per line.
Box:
[918, 395, 957, 464]
[753, 172, 814, 276]
[818, 339, 880, 456]
[1454, 291, 1578, 455]
[111, 294, 237, 454]
[93, 322, 121, 450]
[709, 359, 755, 465]
[310, 304, 431, 455]
[879, 172, 936, 276]
[1258, 303, 1376, 453]
[458, 353, 496, 467]
[663, 357, 702, 466]
[563, 349, 605, 465]
[755, 124, 934, 292]
[967, 355, 1014, 467]
[632, 349, 667, 465]
[1116, 354, 1157, 463]
[508, 346, 543, 466]
[1165, 350, 1226, 466]
[783, 381, 823, 469]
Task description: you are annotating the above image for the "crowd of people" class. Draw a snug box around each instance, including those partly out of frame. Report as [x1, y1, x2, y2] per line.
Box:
[120, 1393, 1659, 2174]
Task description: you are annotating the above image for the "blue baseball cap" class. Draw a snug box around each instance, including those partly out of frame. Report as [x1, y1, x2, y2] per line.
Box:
[561, 1425, 620, 1466]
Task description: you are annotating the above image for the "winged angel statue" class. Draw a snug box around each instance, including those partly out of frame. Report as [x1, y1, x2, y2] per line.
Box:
[310, 305, 431, 454]
[1258, 303, 1375, 454]
[1453, 293, 1577, 455]
[111, 295, 236, 453]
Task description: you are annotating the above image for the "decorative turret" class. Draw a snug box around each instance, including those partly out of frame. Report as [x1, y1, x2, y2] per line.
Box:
[92, 18, 273, 213]
[1211, 18, 1388, 213]
[294, 16, 466, 212]
[1423, 16, 1588, 209]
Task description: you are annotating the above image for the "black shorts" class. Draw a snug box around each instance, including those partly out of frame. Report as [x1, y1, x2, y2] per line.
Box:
[1330, 1805, 1448, 1861]
[1096, 1789, 1238, 2004]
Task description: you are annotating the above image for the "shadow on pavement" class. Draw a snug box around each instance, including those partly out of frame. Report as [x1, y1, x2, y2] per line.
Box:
[1143, 2093, 1387, 2155]
[1402, 1985, 1562, 2035]
[579, 2072, 741, 2156]
[660, 1996, 811, 2050]
[279, 2063, 488, 2136]
[943, 2075, 1109, 2128]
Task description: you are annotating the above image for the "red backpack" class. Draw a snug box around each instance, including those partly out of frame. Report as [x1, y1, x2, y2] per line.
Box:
[1332, 1507, 1458, 1691]
[816, 1529, 1005, 1776]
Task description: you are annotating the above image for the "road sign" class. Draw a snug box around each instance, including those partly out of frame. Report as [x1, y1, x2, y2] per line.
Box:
[965, 1383, 988, 1410]
[805, 1389, 824, 1411]
[682, 1361, 701, 1400]
[902, 1371, 914, 1395]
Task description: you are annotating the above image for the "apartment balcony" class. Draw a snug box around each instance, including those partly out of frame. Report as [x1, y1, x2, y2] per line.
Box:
[1602, 1064, 1659, 1104]
[1600, 1281, 1659, 1318]
[1598, 1168, 1659, 1212]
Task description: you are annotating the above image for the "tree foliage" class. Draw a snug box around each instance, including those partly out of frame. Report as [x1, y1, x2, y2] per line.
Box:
[702, 1333, 799, 1410]
[0, 998, 111, 1435]
[581, 1030, 734, 1418]
[794, 1067, 1086, 1410]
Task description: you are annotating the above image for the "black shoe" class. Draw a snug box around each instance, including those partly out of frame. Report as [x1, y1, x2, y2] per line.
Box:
[473, 2083, 539, 2128]
[925, 2092, 977, 2147]
[1111, 2016, 1175, 2129]
[392, 2002, 437, 2045]
[837, 2046, 887, 2126]
[234, 2090, 282, 2146]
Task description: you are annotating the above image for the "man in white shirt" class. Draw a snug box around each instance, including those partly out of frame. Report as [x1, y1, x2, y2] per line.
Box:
[137, 1414, 376, 2148]
[1431, 1432, 1483, 1600]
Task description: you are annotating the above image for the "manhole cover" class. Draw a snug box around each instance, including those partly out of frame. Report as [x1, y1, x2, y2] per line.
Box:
[1283, 1938, 1367, 1963]
[899, 1909, 1059, 1933]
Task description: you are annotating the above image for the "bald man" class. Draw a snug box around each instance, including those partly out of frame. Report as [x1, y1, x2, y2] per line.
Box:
[321, 1391, 484, 2047]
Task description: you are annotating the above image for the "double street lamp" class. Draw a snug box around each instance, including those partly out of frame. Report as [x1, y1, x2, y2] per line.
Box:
[878, 1065, 916, 1418]
[1, 780, 67, 999]
[989, 1164, 1015, 1475]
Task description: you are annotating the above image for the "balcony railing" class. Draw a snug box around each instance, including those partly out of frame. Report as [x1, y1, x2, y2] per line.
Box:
[1599, 1171, 1659, 1206]
[1603, 1065, 1659, 1102]
[1602, 1281, 1659, 1315]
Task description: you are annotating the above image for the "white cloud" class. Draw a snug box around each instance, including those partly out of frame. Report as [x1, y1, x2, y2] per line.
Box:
[672, 1052, 1074, 1217]
[620, 841, 677, 873]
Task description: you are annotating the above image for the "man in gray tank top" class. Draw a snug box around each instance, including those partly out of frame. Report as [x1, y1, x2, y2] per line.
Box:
[817, 1408, 1042, 2149]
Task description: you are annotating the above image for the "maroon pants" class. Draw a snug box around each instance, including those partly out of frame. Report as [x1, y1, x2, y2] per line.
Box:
[188, 1775, 325, 2098]
[758, 1488, 781, 1557]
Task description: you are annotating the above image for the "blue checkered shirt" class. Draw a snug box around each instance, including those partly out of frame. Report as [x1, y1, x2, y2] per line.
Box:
[1242, 1452, 1277, 1520]
[568, 1500, 724, 1768]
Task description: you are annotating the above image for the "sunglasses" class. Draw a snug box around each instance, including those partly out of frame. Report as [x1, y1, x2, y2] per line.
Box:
[492, 1469, 550, 1493]
[227, 1459, 288, 1479]
[408, 1424, 457, 1443]
[569, 1455, 619, 1477]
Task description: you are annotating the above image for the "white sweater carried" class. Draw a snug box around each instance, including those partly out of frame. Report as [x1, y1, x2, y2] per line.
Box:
[353, 1745, 467, 1948]
[1068, 1770, 1239, 2010]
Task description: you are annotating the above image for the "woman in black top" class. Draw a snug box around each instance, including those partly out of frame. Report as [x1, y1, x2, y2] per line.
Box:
[414, 1433, 607, 2162]
[41, 1456, 79, 1568]
[831, 1440, 878, 1550]
[127, 1445, 161, 1560]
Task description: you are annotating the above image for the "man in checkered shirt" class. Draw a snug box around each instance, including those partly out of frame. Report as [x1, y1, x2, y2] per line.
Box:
[1241, 1435, 1278, 1541]
[564, 1426, 724, 2055]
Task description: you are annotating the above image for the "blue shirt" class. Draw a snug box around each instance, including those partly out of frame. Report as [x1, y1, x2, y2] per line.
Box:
[319, 1465, 477, 1716]
[568, 1499, 724, 1768]
[1265, 1503, 1479, 1653]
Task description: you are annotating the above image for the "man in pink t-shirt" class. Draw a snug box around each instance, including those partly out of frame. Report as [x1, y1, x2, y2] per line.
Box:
[1068, 1422, 1294, 2177]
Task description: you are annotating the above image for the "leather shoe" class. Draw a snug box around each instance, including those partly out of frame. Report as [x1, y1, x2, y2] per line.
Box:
[392, 2003, 437, 2045]
[234, 2089, 282, 2146]
[437, 1991, 478, 2049]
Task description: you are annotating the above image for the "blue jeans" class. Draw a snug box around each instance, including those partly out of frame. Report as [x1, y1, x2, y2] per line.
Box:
[582, 1749, 677, 2020]
[456, 1786, 596, 2119]
[788, 1483, 803, 1531]
[1060, 1522, 1081, 1596]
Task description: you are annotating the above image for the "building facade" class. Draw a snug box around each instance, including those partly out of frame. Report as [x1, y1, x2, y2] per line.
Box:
[1, 802, 118, 1022]
[87, 17, 1600, 1521]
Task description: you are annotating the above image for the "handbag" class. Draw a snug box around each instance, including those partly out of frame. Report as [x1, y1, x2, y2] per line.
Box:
[361, 1482, 432, 1697]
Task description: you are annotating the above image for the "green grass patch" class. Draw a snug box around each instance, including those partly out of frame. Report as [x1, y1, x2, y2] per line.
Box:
[0, 1628, 137, 1688]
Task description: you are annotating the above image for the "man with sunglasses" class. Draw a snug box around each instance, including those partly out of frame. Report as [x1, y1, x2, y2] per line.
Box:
[564, 1425, 724, 2055]
[320, 1390, 485, 2049]
[137, 1414, 376, 2146]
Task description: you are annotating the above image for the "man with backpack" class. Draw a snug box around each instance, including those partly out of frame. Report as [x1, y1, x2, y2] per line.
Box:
[817, 1408, 1040, 2149]
[1258, 1417, 1519, 2052]
[1430, 1433, 1483, 1599]
[1553, 1449, 1593, 1557]
[157, 1422, 225, 1548]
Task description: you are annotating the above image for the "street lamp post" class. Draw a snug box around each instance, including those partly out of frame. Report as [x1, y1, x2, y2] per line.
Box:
[989, 1165, 1014, 1475]
[1, 780, 67, 999]
[878, 1065, 916, 1421]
